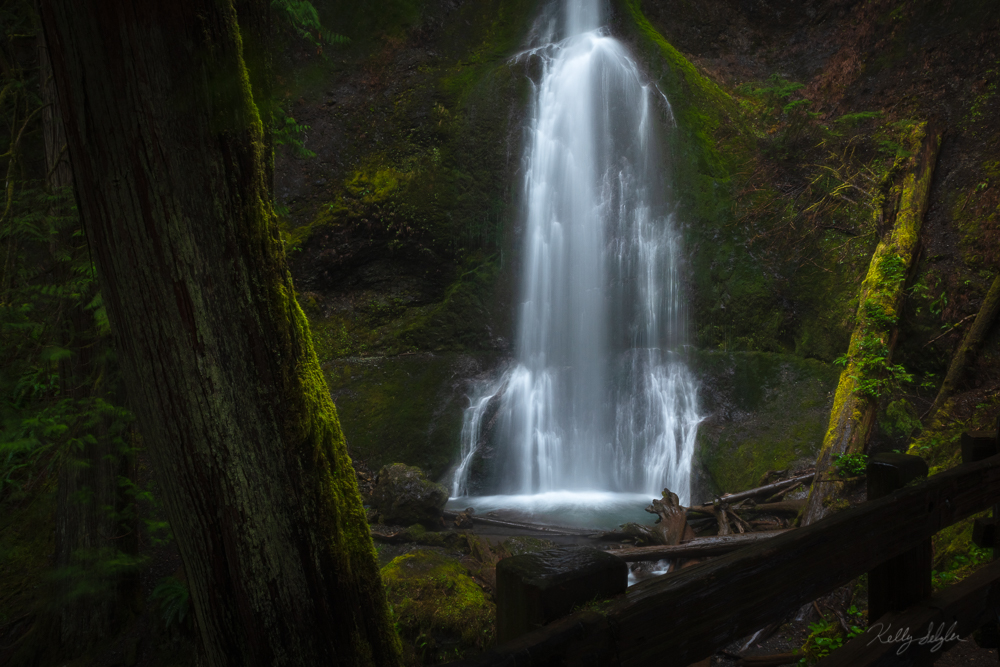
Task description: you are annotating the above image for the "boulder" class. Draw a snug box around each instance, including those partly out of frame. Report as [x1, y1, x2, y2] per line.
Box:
[372, 463, 448, 528]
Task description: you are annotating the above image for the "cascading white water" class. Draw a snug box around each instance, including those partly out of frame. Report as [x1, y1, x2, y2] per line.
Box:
[451, 0, 701, 515]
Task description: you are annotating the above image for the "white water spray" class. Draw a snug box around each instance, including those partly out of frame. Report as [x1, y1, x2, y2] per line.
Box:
[452, 0, 700, 510]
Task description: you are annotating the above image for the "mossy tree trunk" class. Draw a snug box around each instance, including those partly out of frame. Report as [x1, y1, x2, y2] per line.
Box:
[39, 1, 402, 665]
[801, 123, 942, 526]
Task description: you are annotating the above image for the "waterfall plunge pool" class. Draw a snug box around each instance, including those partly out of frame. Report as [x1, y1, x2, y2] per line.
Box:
[446, 490, 659, 531]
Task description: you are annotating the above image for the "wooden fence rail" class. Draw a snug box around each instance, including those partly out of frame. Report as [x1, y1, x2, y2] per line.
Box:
[451, 452, 1000, 667]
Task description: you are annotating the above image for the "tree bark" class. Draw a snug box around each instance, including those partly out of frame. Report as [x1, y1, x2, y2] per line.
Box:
[802, 123, 942, 526]
[39, 2, 401, 665]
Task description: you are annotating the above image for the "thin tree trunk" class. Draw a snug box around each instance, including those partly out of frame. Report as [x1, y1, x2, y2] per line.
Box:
[39, 15, 137, 654]
[39, 1, 401, 665]
[925, 274, 1000, 421]
[801, 123, 942, 526]
[37, 18, 72, 189]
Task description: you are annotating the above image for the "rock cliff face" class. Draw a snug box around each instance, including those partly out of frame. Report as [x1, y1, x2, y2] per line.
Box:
[281, 0, 1000, 500]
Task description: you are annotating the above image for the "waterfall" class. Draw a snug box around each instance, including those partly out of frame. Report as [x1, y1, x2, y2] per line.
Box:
[452, 0, 700, 509]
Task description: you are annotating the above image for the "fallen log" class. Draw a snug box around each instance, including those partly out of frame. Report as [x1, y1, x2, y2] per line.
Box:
[441, 510, 594, 536]
[700, 472, 815, 508]
[803, 123, 943, 526]
[742, 499, 807, 515]
[687, 498, 807, 518]
[608, 530, 791, 561]
[926, 272, 1000, 421]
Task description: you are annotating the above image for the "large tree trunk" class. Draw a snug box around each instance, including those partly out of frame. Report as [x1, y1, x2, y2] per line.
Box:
[801, 123, 942, 526]
[38, 2, 402, 665]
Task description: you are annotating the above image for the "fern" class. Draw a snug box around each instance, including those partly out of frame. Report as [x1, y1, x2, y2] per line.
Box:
[272, 0, 349, 49]
[150, 576, 190, 628]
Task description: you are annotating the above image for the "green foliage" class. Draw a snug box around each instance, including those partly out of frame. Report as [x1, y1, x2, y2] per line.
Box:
[150, 576, 190, 628]
[273, 106, 316, 159]
[799, 616, 865, 664]
[881, 399, 921, 441]
[862, 299, 897, 330]
[877, 254, 907, 285]
[932, 543, 991, 589]
[48, 547, 148, 605]
[272, 0, 349, 50]
[849, 332, 913, 399]
[737, 73, 820, 154]
[831, 452, 869, 478]
[835, 111, 885, 127]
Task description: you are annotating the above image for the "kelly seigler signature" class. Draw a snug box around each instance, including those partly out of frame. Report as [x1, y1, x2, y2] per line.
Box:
[867, 621, 964, 655]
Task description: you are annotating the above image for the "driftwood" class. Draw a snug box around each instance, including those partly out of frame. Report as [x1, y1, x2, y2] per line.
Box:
[700, 472, 814, 508]
[647, 488, 696, 544]
[609, 530, 791, 561]
[604, 487, 698, 546]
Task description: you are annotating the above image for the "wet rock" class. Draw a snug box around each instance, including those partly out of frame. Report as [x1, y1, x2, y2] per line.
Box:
[371, 463, 448, 528]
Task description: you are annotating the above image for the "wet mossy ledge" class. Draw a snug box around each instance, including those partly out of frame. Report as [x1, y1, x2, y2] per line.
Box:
[691, 351, 841, 499]
[326, 353, 501, 480]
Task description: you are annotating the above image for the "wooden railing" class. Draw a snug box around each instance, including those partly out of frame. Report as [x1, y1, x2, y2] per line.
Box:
[450, 435, 1000, 667]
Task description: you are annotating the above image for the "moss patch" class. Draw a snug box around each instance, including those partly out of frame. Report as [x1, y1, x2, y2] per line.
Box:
[381, 549, 494, 665]
[327, 352, 499, 479]
[692, 351, 841, 496]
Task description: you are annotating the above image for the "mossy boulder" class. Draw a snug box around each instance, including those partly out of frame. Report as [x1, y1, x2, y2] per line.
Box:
[372, 463, 449, 528]
[381, 549, 495, 665]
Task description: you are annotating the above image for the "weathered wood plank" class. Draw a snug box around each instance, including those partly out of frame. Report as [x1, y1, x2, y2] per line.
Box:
[816, 557, 1000, 666]
[448, 454, 1000, 667]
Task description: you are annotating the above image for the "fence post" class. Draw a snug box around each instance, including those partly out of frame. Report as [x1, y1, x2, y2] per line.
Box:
[866, 452, 931, 622]
[962, 419, 1000, 650]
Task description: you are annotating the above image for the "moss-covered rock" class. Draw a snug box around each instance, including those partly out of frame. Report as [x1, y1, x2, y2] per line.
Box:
[372, 464, 448, 528]
[381, 549, 495, 665]
[692, 351, 841, 497]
